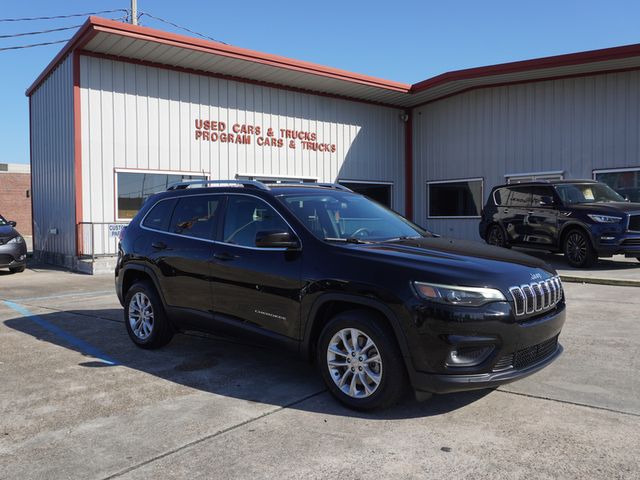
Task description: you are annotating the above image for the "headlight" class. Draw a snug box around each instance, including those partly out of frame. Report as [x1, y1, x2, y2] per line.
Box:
[587, 214, 622, 223]
[413, 281, 506, 307]
[7, 236, 24, 244]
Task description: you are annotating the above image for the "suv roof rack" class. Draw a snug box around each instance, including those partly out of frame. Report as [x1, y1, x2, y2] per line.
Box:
[167, 180, 269, 191]
[316, 183, 352, 192]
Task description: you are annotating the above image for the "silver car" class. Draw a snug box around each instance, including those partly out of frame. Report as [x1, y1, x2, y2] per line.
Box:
[0, 214, 27, 273]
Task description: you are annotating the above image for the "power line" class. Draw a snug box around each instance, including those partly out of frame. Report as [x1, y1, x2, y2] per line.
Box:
[0, 39, 70, 52]
[138, 12, 228, 45]
[0, 9, 128, 22]
[0, 24, 82, 39]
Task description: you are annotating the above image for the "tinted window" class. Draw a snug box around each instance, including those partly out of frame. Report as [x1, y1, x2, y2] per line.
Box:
[117, 172, 206, 219]
[169, 195, 221, 239]
[428, 180, 483, 217]
[555, 183, 625, 205]
[339, 182, 392, 207]
[507, 187, 532, 207]
[223, 196, 290, 247]
[142, 199, 176, 231]
[493, 188, 511, 206]
[531, 186, 555, 206]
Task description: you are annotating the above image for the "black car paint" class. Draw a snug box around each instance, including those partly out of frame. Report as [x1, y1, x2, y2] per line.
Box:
[480, 180, 640, 258]
[116, 185, 565, 394]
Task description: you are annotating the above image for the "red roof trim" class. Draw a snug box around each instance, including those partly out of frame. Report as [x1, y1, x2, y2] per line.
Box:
[26, 15, 640, 105]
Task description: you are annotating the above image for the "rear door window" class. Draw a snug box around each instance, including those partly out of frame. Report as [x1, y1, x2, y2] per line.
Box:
[168, 195, 222, 240]
[507, 186, 533, 207]
[531, 186, 555, 207]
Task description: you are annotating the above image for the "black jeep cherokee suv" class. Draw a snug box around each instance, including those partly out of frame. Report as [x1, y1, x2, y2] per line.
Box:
[116, 180, 566, 410]
[480, 180, 640, 268]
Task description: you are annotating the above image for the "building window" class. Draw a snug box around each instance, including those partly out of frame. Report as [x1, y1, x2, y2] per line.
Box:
[338, 181, 392, 208]
[506, 171, 564, 184]
[116, 171, 206, 220]
[594, 168, 640, 202]
[427, 178, 483, 218]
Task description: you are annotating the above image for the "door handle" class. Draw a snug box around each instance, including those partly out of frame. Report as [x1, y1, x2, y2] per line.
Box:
[503, 208, 509, 214]
[151, 241, 167, 250]
[214, 252, 238, 261]
[527, 211, 534, 215]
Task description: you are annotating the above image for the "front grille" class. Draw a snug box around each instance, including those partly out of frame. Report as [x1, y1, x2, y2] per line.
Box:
[0, 254, 14, 265]
[509, 276, 563, 317]
[493, 335, 559, 371]
[629, 215, 640, 232]
[622, 238, 640, 246]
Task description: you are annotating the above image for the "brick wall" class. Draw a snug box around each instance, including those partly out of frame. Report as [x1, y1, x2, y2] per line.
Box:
[0, 172, 32, 236]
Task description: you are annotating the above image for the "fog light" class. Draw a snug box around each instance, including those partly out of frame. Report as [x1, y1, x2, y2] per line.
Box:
[446, 346, 494, 367]
[19, 254, 26, 260]
[600, 236, 615, 242]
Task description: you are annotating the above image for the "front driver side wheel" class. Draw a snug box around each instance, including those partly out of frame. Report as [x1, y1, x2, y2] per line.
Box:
[317, 310, 407, 410]
[563, 229, 596, 268]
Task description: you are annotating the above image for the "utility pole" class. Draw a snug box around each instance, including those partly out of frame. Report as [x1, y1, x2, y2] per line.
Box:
[131, 0, 138, 25]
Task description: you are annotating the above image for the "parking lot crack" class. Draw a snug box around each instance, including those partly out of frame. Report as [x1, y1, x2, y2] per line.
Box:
[497, 389, 640, 418]
[100, 389, 327, 480]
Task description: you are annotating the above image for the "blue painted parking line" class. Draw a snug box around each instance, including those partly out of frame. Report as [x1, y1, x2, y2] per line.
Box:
[3, 301, 118, 366]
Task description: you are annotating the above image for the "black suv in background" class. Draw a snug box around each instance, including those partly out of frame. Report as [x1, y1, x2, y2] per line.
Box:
[117, 180, 565, 410]
[480, 180, 640, 267]
[0, 214, 27, 273]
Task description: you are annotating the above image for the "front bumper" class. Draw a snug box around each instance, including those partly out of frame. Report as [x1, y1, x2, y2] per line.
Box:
[0, 242, 27, 268]
[404, 301, 566, 394]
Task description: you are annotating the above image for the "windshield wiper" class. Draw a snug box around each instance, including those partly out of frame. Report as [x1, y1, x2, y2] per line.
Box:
[323, 237, 370, 244]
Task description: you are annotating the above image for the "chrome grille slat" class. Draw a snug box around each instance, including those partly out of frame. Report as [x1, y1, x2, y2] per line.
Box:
[509, 276, 563, 318]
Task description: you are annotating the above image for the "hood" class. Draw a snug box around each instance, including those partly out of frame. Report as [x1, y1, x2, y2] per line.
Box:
[568, 202, 640, 215]
[344, 236, 556, 291]
[0, 224, 18, 239]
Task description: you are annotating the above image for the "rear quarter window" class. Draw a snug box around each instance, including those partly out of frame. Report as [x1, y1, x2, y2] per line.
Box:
[492, 188, 510, 206]
[142, 199, 176, 232]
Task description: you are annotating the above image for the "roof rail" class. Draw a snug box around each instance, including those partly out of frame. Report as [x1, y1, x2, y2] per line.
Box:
[316, 183, 353, 192]
[167, 179, 269, 191]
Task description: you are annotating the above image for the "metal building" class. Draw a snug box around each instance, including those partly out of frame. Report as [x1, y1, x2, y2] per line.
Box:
[27, 17, 640, 271]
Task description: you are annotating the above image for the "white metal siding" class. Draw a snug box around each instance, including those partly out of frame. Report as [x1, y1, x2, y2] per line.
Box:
[80, 56, 405, 254]
[414, 70, 640, 240]
[30, 55, 76, 259]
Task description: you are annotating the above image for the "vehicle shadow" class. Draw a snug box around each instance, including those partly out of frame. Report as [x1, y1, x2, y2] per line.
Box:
[3, 307, 492, 420]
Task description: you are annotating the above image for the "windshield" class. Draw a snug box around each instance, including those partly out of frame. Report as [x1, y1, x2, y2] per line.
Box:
[278, 191, 427, 242]
[555, 183, 625, 205]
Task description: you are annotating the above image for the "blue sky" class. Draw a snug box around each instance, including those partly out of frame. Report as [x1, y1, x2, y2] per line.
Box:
[2, 0, 640, 164]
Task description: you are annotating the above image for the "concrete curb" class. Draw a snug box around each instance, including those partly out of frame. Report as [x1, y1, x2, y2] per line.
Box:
[560, 275, 640, 287]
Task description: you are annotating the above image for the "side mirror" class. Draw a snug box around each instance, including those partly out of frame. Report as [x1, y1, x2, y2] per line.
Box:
[255, 230, 300, 249]
[8, 220, 16, 227]
[539, 196, 555, 207]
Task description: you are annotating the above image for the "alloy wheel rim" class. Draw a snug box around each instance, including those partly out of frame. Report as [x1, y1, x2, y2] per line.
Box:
[488, 227, 503, 246]
[128, 292, 154, 340]
[327, 328, 383, 399]
[567, 233, 587, 264]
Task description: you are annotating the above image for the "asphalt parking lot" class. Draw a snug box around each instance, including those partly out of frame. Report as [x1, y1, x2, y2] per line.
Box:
[1, 266, 639, 479]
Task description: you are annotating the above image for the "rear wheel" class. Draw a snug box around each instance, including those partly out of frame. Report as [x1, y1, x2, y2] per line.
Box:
[9, 266, 25, 273]
[124, 281, 174, 349]
[317, 310, 407, 410]
[486, 224, 510, 248]
[563, 229, 596, 268]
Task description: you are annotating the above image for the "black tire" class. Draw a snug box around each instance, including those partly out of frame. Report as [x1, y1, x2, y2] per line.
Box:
[9, 266, 25, 273]
[316, 310, 408, 410]
[486, 224, 510, 249]
[563, 229, 597, 268]
[124, 281, 174, 349]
